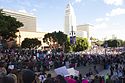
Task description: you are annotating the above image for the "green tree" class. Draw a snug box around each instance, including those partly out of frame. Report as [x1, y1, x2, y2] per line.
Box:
[43, 33, 56, 46]
[72, 37, 89, 52]
[90, 37, 103, 46]
[43, 31, 67, 48]
[21, 38, 41, 49]
[121, 41, 125, 46]
[64, 37, 71, 53]
[103, 39, 123, 48]
[52, 31, 67, 46]
[0, 9, 23, 40]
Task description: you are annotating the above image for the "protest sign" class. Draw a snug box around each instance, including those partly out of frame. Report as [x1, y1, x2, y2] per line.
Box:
[54, 66, 69, 76]
[67, 68, 79, 76]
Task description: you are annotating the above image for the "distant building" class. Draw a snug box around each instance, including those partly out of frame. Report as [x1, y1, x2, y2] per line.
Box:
[3, 9, 36, 32]
[3, 9, 48, 48]
[64, 2, 94, 46]
[77, 24, 93, 39]
[64, 3, 93, 40]
[112, 34, 117, 39]
[64, 3, 76, 36]
[76, 31, 87, 38]
[16, 31, 48, 48]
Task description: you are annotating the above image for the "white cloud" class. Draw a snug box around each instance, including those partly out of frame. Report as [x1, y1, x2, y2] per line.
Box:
[105, 17, 109, 21]
[32, 8, 37, 12]
[95, 18, 104, 22]
[18, 9, 28, 13]
[94, 22, 108, 29]
[93, 22, 117, 40]
[93, 21, 125, 40]
[95, 17, 109, 22]
[18, 9, 37, 15]
[104, 0, 124, 6]
[75, 0, 82, 3]
[106, 8, 125, 16]
[29, 13, 34, 15]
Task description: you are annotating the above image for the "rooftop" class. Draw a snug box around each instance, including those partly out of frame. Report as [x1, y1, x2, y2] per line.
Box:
[3, 9, 36, 18]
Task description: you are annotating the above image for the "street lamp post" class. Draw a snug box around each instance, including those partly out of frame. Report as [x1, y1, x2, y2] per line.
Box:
[19, 31, 21, 46]
[63, 42, 66, 53]
[70, 26, 76, 52]
[17, 30, 21, 46]
[70, 26, 76, 45]
[0, 35, 2, 49]
[104, 41, 108, 55]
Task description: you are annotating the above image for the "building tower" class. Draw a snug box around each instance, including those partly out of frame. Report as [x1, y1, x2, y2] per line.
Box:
[64, 2, 76, 36]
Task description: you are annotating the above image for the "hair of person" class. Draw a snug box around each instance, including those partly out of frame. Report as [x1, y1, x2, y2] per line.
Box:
[56, 75, 67, 83]
[1, 76, 15, 83]
[21, 69, 35, 83]
[47, 73, 51, 78]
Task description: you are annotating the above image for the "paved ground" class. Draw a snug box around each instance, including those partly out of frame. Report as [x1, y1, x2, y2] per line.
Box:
[46, 64, 105, 77]
[98, 68, 110, 76]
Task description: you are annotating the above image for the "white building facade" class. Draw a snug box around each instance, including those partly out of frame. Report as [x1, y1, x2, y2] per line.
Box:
[64, 3, 77, 36]
[77, 24, 93, 39]
[64, 3, 93, 40]
[3, 9, 36, 32]
[2, 9, 48, 48]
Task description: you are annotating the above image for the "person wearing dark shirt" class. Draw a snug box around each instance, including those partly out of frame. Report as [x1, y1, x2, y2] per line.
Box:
[21, 69, 35, 83]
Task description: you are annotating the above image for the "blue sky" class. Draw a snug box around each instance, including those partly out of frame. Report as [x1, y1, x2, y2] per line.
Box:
[0, 0, 125, 40]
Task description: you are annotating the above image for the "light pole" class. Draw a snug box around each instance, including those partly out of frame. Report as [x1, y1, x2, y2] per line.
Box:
[0, 35, 2, 48]
[19, 31, 21, 46]
[17, 30, 21, 46]
[63, 42, 66, 53]
[104, 41, 108, 55]
[70, 26, 76, 52]
[70, 26, 76, 45]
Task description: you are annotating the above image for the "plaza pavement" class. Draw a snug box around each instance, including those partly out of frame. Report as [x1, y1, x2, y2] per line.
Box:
[46, 64, 106, 77]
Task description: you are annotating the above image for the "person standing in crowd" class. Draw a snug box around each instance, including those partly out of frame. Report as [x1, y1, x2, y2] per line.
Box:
[21, 69, 35, 83]
[82, 78, 89, 83]
[0, 62, 7, 76]
[43, 73, 55, 83]
[7, 73, 17, 83]
[65, 75, 77, 83]
[94, 65, 98, 74]
[39, 72, 47, 83]
[0, 75, 15, 83]
[55, 75, 67, 83]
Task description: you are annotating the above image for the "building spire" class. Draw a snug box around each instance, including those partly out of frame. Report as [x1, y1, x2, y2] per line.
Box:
[68, 0, 71, 4]
[64, 0, 76, 36]
[69, 0, 70, 3]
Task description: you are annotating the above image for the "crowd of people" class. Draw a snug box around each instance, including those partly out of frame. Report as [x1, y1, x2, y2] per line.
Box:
[0, 48, 125, 83]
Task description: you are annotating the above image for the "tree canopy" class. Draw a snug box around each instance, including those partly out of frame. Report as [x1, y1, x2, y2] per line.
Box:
[64, 37, 71, 53]
[103, 39, 123, 48]
[43, 31, 67, 48]
[72, 37, 89, 52]
[0, 9, 23, 40]
[43, 31, 89, 52]
[64, 37, 89, 52]
[21, 38, 41, 49]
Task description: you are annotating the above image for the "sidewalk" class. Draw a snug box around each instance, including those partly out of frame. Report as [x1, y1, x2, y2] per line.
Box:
[46, 64, 104, 77]
[98, 69, 110, 76]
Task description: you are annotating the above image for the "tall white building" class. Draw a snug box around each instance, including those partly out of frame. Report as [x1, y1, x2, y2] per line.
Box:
[64, 3, 76, 36]
[64, 3, 94, 46]
[64, 3, 93, 40]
